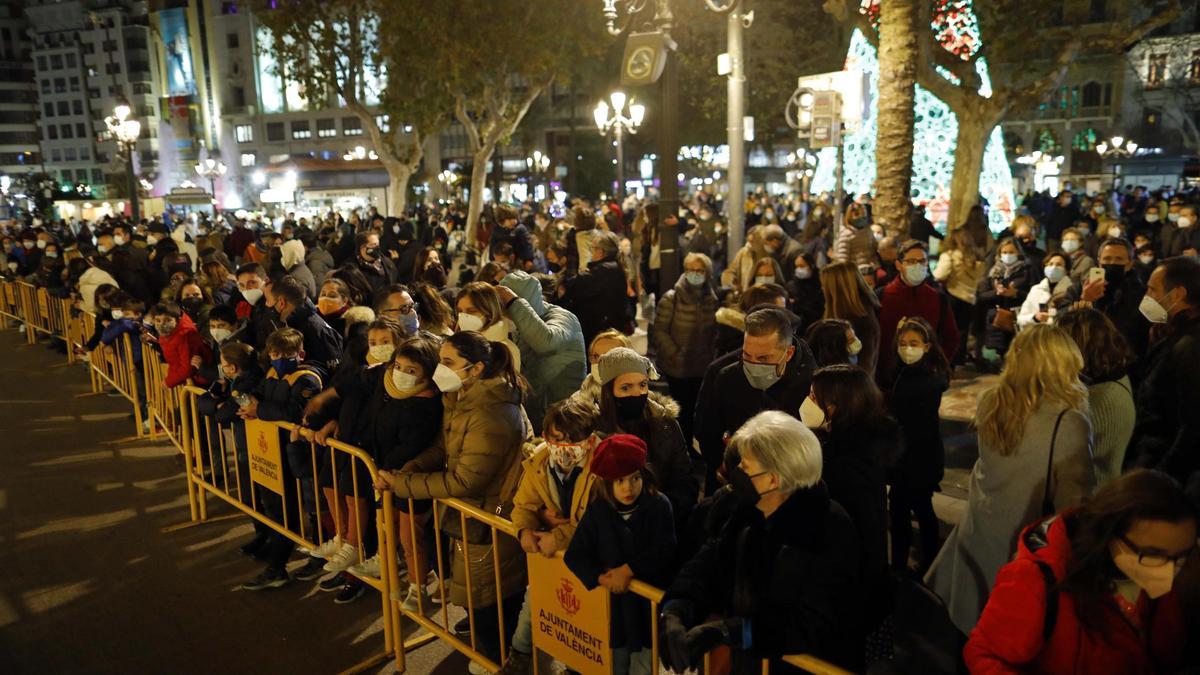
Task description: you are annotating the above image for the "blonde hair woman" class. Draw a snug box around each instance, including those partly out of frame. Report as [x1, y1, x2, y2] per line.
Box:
[820, 261, 881, 375]
[927, 324, 1094, 634]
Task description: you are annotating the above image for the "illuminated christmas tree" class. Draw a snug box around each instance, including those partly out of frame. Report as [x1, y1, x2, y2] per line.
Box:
[812, 0, 1015, 232]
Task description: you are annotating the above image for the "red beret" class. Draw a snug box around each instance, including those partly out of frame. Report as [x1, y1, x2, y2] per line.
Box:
[590, 433, 648, 481]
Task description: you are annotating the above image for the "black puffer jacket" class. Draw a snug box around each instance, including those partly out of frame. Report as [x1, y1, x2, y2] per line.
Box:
[662, 483, 864, 672]
[283, 298, 343, 372]
[563, 257, 628, 345]
[1129, 307, 1200, 485]
[887, 364, 948, 493]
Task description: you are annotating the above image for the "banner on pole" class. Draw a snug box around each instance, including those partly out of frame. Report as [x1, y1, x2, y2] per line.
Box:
[245, 419, 284, 495]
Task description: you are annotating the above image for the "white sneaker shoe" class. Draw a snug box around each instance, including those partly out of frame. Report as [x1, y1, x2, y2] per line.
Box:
[322, 542, 357, 573]
[401, 583, 430, 613]
[467, 660, 492, 675]
[347, 553, 381, 579]
[304, 536, 342, 559]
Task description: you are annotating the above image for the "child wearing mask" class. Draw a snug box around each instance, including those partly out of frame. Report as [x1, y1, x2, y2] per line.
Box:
[564, 434, 676, 675]
[99, 294, 149, 426]
[238, 327, 325, 590]
[153, 301, 213, 389]
[195, 341, 267, 556]
[497, 398, 602, 674]
[886, 318, 949, 575]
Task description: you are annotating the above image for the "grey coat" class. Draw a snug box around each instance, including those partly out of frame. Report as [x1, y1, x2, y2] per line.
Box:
[286, 262, 318, 301]
[653, 278, 719, 379]
[926, 397, 1094, 635]
[305, 248, 335, 287]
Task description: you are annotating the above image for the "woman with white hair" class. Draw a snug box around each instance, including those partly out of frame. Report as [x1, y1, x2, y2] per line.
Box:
[658, 410, 866, 674]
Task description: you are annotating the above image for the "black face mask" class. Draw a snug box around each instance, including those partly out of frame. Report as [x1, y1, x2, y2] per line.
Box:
[1102, 264, 1126, 286]
[547, 262, 562, 274]
[614, 393, 648, 423]
[180, 298, 203, 313]
[727, 466, 763, 505]
[363, 246, 380, 261]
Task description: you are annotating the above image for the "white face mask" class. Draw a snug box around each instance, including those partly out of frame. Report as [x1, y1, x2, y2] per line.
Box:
[457, 312, 485, 333]
[240, 288, 263, 305]
[367, 344, 394, 365]
[1146, 213, 1160, 223]
[1061, 239, 1080, 253]
[799, 396, 825, 429]
[210, 327, 232, 343]
[754, 275, 774, 287]
[1108, 227, 1123, 239]
[1168, 213, 1181, 222]
[432, 362, 466, 393]
[111, 309, 125, 320]
[1139, 255, 1155, 266]
[146, 235, 159, 246]
[1178, 216, 1193, 229]
[1000, 253, 1019, 266]
[113, 235, 127, 246]
[1043, 265, 1066, 284]
[1112, 543, 1181, 599]
[548, 438, 590, 471]
[898, 345, 925, 365]
[36, 239, 46, 249]
[390, 368, 421, 393]
[1138, 293, 1174, 324]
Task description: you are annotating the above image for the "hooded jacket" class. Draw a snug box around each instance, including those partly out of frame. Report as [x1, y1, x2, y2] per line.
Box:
[965, 515, 1186, 675]
[499, 271, 586, 431]
[280, 240, 317, 300]
[159, 312, 213, 388]
[511, 442, 599, 552]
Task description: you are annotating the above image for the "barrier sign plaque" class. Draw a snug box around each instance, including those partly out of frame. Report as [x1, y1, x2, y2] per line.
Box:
[528, 554, 612, 675]
[245, 419, 284, 495]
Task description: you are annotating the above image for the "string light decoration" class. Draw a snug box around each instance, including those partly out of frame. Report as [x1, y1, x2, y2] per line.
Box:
[812, 0, 1014, 232]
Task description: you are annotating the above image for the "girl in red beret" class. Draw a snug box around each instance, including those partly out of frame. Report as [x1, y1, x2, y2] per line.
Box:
[564, 433, 677, 675]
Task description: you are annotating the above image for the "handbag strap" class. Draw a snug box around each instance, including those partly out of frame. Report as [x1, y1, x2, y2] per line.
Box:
[1042, 410, 1068, 516]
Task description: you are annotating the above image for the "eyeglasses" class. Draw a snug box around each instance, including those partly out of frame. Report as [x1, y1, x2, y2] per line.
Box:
[901, 258, 928, 265]
[1117, 534, 1197, 568]
[382, 303, 417, 315]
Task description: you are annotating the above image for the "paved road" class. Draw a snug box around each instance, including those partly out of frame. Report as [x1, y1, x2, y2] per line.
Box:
[0, 329, 399, 673]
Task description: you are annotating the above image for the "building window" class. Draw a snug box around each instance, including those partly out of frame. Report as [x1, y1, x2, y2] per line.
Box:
[39, 79, 49, 94]
[64, 148, 77, 161]
[80, 147, 90, 161]
[268, 153, 288, 164]
[44, 102, 54, 117]
[343, 117, 363, 136]
[55, 101, 68, 115]
[47, 125, 58, 139]
[65, 53, 76, 69]
[1147, 53, 1167, 88]
[291, 121, 311, 139]
[235, 124, 253, 142]
[69, 76, 79, 92]
[50, 149, 61, 162]
[266, 122, 284, 142]
[73, 100, 83, 115]
[36, 56, 46, 70]
[230, 86, 246, 108]
[50, 54, 63, 69]
[240, 152, 255, 167]
[60, 124, 73, 139]
[76, 123, 86, 137]
[227, 32, 239, 49]
[317, 118, 336, 138]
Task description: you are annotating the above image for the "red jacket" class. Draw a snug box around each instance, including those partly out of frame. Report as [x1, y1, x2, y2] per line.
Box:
[965, 515, 1186, 675]
[159, 313, 212, 388]
[877, 277, 958, 379]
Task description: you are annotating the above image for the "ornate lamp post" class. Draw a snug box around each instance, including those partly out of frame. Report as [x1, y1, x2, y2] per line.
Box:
[195, 157, 227, 208]
[104, 103, 141, 221]
[437, 169, 460, 200]
[525, 150, 551, 201]
[1096, 135, 1138, 187]
[594, 92, 646, 199]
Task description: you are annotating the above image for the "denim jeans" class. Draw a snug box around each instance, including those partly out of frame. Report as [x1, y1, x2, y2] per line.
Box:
[511, 587, 533, 654]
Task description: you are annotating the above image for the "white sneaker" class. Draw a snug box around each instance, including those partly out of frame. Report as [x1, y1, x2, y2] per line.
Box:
[322, 542, 357, 573]
[347, 553, 381, 579]
[303, 536, 342, 559]
[467, 660, 492, 675]
[401, 584, 430, 613]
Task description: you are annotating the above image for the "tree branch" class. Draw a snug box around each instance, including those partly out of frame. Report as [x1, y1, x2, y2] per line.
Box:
[455, 93, 483, 153]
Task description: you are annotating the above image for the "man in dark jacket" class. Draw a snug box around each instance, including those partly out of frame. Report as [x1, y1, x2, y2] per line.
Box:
[383, 219, 421, 284]
[694, 307, 817, 491]
[1062, 238, 1150, 356]
[907, 205, 943, 247]
[270, 275, 343, 372]
[235, 262, 280, 351]
[562, 230, 629, 346]
[1045, 189, 1079, 252]
[1128, 256, 1200, 486]
[353, 231, 399, 295]
[489, 204, 536, 270]
[762, 224, 804, 271]
[661, 411, 863, 673]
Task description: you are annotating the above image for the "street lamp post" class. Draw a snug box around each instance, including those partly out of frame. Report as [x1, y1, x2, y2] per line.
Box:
[195, 157, 227, 210]
[1096, 135, 1138, 188]
[437, 170, 460, 200]
[594, 91, 646, 200]
[104, 103, 141, 221]
[525, 150, 550, 201]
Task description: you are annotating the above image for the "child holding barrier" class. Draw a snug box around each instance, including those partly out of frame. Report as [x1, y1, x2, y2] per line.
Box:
[238, 327, 325, 590]
[98, 293, 149, 426]
[564, 434, 676, 675]
[495, 397, 602, 675]
[194, 341, 267, 555]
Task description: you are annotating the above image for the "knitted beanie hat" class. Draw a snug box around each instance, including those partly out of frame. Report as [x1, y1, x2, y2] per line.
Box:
[597, 347, 658, 385]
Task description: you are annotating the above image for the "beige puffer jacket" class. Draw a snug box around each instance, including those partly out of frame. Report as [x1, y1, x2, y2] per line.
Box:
[394, 376, 528, 607]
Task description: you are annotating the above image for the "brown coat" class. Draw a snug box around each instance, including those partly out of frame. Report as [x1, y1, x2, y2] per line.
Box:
[395, 376, 528, 606]
[510, 444, 600, 552]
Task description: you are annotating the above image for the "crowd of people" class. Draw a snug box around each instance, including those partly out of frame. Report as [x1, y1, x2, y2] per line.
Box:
[0, 181, 1198, 674]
